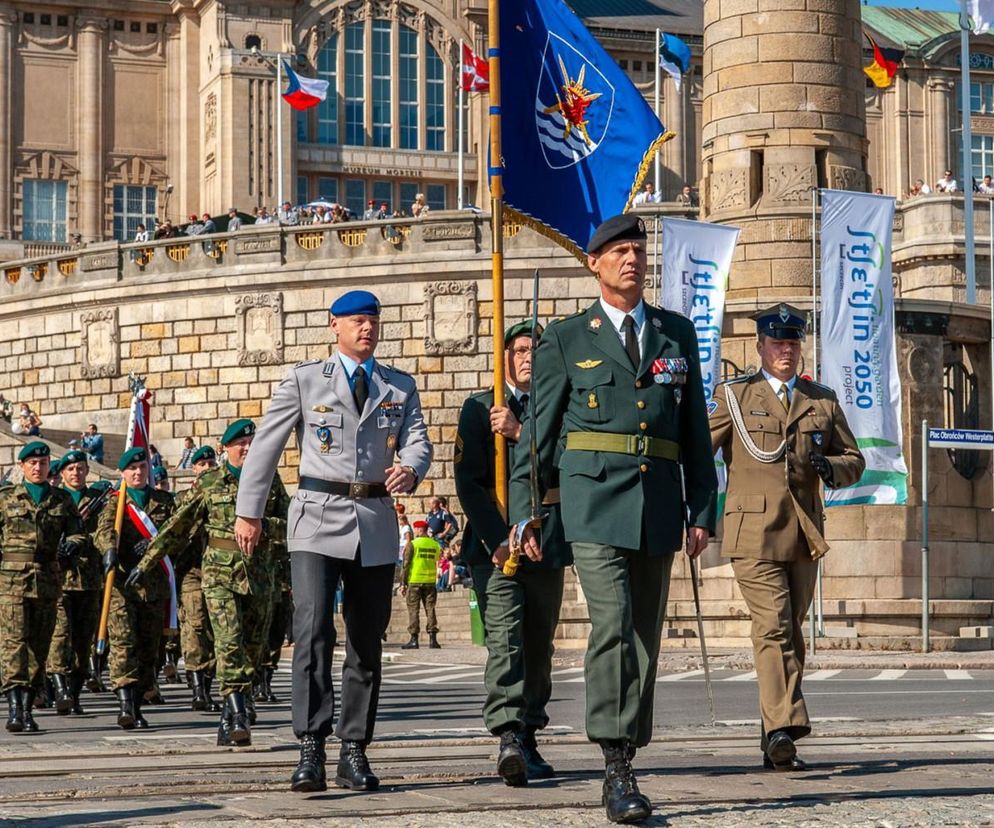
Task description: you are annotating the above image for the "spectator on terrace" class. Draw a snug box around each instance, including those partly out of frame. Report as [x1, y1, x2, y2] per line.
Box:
[200, 213, 217, 234]
[227, 208, 243, 231]
[154, 219, 177, 239]
[0, 394, 12, 423]
[134, 223, 150, 243]
[17, 404, 41, 437]
[254, 207, 275, 225]
[185, 214, 206, 235]
[80, 423, 103, 464]
[363, 199, 378, 220]
[412, 192, 430, 217]
[980, 175, 994, 195]
[633, 181, 660, 206]
[936, 170, 958, 193]
[377, 202, 390, 220]
[277, 201, 299, 225]
[675, 184, 697, 207]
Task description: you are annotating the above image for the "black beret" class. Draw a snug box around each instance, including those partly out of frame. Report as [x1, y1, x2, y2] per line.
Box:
[18, 441, 50, 462]
[504, 320, 544, 348]
[587, 213, 646, 254]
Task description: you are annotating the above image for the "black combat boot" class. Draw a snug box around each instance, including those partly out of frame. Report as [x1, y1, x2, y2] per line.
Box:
[69, 672, 85, 715]
[496, 727, 528, 787]
[190, 670, 209, 711]
[428, 632, 441, 649]
[51, 673, 72, 715]
[264, 668, 279, 703]
[252, 672, 267, 703]
[144, 683, 165, 705]
[6, 691, 24, 733]
[401, 634, 419, 649]
[227, 692, 251, 746]
[134, 694, 149, 729]
[37, 679, 52, 709]
[20, 688, 39, 733]
[86, 654, 106, 693]
[522, 725, 555, 780]
[601, 740, 651, 824]
[216, 704, 234, 747]
[245, 694, 258, 725]
[116, 686, 136, 729]
[203, 673, 221, 713]
[290, 734, 327, 792]
[163, 649, 179, 683]
[335, 740, 380, 791]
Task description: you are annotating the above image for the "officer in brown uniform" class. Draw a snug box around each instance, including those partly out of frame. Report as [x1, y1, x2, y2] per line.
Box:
[708, 304, 865, 771]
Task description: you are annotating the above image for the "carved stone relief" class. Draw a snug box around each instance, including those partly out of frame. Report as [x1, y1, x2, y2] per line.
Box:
[424, 282, 477, 355]
[236, 293, 284, 366]
[205, 93, 217, 143]
[80, 308, 120, 379]
[765, 164, 815, 203]
[709, 169, 748, 211]
[829, 165, 867, 193]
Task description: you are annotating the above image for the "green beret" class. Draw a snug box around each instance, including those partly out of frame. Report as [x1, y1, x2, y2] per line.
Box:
[153, 466, 168, 482]
[190, 445, 217, 465]
[221, 419, 255, 446]
[61, 450, 89, 467]
[504, 320, 544, 348]
[48, 458, 63, 476]
[18, 441, 50, 462]
[90, 480, 113, 493]
[118, 446, 148, 471]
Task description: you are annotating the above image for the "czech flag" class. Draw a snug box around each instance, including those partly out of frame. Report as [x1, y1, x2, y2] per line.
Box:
[281, 60, 329, 111]
[863, 32, 899, 90]
[462, 43, 490, 92]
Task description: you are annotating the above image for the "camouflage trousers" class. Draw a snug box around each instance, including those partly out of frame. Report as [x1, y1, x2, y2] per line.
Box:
[45, 588, 101, 677]
[205, 585, 271, 696]
[258, 590, 291, 672]
[178, 587, 215, 673]
[108, 587, 164, 692]
[0, 592, 59, 693]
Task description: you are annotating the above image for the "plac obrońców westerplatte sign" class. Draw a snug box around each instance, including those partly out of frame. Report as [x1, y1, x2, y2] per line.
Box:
[819, 189, 907, 506]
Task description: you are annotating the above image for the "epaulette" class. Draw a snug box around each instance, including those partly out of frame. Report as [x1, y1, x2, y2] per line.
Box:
[294, 359, 322, 369]
[719, 374, 751, 386]
[379, 363, 412, 377]
[800, 377, 836, 394]
[550, 310, 583, 327]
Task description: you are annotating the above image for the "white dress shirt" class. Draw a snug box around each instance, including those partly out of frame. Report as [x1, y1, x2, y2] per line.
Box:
[761, 369, 797, 408]
[598, 297, 646, 359]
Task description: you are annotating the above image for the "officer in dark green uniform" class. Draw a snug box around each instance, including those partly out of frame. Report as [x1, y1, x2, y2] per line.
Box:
[455, 319, 571, 786]
[510, 214, 717, 825]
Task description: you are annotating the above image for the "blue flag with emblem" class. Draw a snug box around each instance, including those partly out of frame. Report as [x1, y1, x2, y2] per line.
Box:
[498, 0, 670, 260]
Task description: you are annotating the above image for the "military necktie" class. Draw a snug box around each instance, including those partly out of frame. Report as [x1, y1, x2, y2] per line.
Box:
[519, 394, 529, 422]
[778, 384, 790, 412]
[622, 315, 640, 371]
[353, 365, 368, 413]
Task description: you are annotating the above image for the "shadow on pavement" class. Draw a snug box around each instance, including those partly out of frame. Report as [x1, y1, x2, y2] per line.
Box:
[9, 803, 220, 827]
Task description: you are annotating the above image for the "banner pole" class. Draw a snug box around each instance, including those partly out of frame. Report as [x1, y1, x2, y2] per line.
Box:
[654, 28, 661, 193]
[921, 418, 930, 654]
[653, 215, 661, 307]
[989, 201, 993, 511]
[458, 40, 465, 211]
[276, 55, 284, 208]
[811, 188, 819, 381]
[488, 0, 508, 522]
[961, 0, 977, 304]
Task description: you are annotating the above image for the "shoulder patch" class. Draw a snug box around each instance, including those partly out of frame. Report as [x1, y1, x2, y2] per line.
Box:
[707, 400, 719, 418]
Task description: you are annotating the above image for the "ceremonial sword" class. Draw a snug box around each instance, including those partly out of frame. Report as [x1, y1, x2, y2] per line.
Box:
[506, 268, 545, 576]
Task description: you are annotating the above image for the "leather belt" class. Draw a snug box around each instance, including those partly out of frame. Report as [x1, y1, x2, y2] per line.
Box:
[207, 537, 240, 551]
[566, 431, 681, 462]
[299, 476, 389, 499]
[542, 488, 561, 505]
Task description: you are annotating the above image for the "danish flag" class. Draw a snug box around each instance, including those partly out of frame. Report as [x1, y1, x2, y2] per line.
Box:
[461, 43, 490, 92]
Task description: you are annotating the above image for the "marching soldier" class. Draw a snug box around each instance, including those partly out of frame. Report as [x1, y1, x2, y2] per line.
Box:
[130, 420, 289, 747]
[174, 445, 221, 712]
[455, 319, 571, 785]
[399, 520, 442, 649]
[1, 443, 86, 733]
[254, 528, 291, 705]
[96, 446, 175, 730]
[708, 304, 865, 771]
[234, 289, 432, 793]
[45, 449, 107, 715]
[510, 214, 717, 824]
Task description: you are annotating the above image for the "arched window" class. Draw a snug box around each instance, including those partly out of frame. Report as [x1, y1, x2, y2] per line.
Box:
[314, 19, 448, 151]
[244, 34, 262, 50]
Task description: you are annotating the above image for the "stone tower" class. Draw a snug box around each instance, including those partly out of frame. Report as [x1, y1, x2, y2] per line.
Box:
[700, 0, 867, 370]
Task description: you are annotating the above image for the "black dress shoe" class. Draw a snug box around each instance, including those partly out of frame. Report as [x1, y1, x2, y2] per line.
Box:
[522, 727, 555, 779]
[601, 741, 652, 824]
[290, 734, 327, 792]
[765, 730, 797, 767]
[496, 729, 528, 787]
[763, 753, 808, 772]
[336, 740, 380, 791]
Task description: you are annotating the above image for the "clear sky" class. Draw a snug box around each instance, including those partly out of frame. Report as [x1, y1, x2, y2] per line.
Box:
[865, 0, 958, 9]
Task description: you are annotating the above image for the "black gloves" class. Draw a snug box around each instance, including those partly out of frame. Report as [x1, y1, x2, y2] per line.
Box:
[131, 538, 151, 558]
[124, 567, 144, 589]
[57, 539, 81, 566]
[809, 452, 834, 486]
[102, 549, 118, 576]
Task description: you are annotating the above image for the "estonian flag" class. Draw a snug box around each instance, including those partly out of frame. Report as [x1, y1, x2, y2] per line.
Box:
[659, 32, 691, 93]
[281, 60, 329, 111]
[499, 0, 669, 259]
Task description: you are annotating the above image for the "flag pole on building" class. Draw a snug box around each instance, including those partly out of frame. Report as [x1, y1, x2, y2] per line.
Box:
[654, 28, 661, 194]
[488, 1, 509, 521]
[459, 40, 465, 210]
[962, 0, 977, 304]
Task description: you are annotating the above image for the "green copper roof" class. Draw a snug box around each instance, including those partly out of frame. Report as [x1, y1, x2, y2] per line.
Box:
[861, 7, 959, 51]
[568, 0, 676, 16]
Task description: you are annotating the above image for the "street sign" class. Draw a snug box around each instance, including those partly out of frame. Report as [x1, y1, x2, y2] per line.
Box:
[927, 428, 994, 450]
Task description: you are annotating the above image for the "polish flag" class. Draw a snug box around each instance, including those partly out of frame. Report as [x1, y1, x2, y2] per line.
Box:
[281, 60, 329, 110]
[461, 43, 489, 92]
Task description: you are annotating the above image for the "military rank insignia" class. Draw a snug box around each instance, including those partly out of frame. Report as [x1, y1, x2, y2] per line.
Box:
[575, 360, 603, 369]
[387, 434, 398, 450]
[454, 434, 464, 465]
[589, 317, 602, 330]
[316, 426, 332, 453]
[587, 392, 599, 409]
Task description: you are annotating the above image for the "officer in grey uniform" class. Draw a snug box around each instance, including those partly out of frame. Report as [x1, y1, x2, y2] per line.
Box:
[234, 289, 432, 794]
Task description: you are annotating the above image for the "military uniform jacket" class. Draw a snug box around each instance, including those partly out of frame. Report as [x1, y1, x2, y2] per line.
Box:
[510, 301, 717, 553]
[709, 374, 866, 561]
[141, 465, 289, 597]
[59, 485, 107, 592]
[95, 488, 174, 602]
[455, 387, 571, 570]
[236, 354, 433, 567]
[0, 484, 85, 599]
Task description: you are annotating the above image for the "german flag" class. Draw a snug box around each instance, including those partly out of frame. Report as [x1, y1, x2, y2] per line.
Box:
[864, 31, 900, 89]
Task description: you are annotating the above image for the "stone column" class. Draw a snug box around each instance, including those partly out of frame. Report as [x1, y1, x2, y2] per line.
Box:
[664, 77, 686, 196]
[928, 78, 953, 179]
[0, 6, 15, 238]
[76, 17, 107, 242]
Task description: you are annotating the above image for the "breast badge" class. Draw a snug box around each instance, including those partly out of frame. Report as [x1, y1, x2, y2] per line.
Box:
[812, 432, 824, 447]
[316, 426, 332, 454]
[587, 392, 599, 409]
[575, 360, 604, 369]
[387, 434, 398, 450]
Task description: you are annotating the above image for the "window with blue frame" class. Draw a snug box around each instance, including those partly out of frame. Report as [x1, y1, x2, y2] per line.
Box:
[297, 176, 309, 205]
[399, 182, 419, 214]
[399, 26, 419, 150]
[372, 181, 392, 211]
[317, 177, 338, 203]
[317, 32, 339, 144]
[345, 179, 366, 217]
[426, 184, 446, 211]
[372, 21, 392, 148]
[23, 180, 68, 241]
[345, 23, 365, 146]
[111, 184, 157, 242]
[426, 45, 445, 151]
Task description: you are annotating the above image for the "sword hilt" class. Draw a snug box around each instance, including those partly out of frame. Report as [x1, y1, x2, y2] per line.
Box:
[505, 514, 544, 576]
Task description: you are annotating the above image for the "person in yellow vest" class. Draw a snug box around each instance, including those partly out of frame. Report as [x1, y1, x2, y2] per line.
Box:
[400, 520, 442, 649]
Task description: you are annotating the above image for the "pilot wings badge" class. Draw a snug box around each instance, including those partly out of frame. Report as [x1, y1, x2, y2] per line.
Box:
[535, 34, 615, 170]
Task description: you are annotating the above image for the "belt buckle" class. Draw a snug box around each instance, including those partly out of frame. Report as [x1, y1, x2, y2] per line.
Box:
[636, 435, 647, 456]
[350, 482, 369, 498]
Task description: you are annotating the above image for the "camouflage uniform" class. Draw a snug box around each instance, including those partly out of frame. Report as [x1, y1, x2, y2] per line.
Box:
[255, 536, 291, 701]
[0, 484, 85, 694]
[172, 485, 215, 675]
[94, 488, 174, 693]
[45, 484, 106, 708]
[139, 465, 288, 695]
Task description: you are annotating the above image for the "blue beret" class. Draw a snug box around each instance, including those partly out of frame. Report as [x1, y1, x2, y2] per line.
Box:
[504, 320, 544, 347]
[752, 303, 807, 341]
[330, 290, 381, 317]
[221, 419, 255, 446]
[153, 466, 168, 482]
[587, 213, 646, 254]
[18, 441, 50, 462]
[61, 450, 88, 467]
[118, 446, 148, 471]
[190, 446, 216, 465]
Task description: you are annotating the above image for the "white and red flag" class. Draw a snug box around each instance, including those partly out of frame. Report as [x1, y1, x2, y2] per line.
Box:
[461, 43, 489, 92]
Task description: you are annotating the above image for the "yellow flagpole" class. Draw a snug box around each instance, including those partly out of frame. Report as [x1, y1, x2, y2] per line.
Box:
[488, 0, 508, 523]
